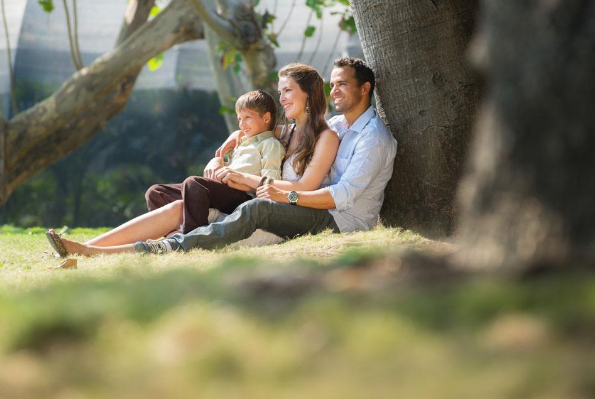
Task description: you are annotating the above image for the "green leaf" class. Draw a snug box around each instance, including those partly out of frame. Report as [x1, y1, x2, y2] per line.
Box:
[253, 0, 261, 6]
[339, 14, 357, 35]
[149, 5, 162, 18]
[37, 0, 54, 13]
[304, 25, 316, 38]
[267, 70, 279, 83]
[147, 53, 164, 71]
[219, 105, 236, 115]
[267, 33, 280, 48]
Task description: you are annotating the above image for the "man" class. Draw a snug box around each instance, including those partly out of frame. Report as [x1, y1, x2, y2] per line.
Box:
[135, 57, 398, 254]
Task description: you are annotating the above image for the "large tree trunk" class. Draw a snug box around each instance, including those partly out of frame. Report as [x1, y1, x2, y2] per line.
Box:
[455, 1, 595, 271]
[351, 0, 480, 237]
[0, 0, 203, 205]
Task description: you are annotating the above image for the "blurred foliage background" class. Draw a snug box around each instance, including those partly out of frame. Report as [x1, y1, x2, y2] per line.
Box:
[1, 80, 227, 228]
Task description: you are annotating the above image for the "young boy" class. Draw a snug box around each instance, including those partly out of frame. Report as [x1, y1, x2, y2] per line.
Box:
[145, 90, 284, 234]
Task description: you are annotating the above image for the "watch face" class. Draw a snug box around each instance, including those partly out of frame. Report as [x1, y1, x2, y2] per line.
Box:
[288, 191, 298, 204]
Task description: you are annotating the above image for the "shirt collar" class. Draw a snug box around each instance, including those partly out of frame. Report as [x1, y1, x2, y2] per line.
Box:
[349, 106, 376, 133]
[332, 106, 376, 134]
[238, 130, 274, 146]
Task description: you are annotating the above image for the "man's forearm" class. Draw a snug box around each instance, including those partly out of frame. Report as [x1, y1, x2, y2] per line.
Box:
[296, 188, 336, 210]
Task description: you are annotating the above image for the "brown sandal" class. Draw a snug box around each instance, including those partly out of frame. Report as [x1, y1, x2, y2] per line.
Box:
[46, 229, 68, 258]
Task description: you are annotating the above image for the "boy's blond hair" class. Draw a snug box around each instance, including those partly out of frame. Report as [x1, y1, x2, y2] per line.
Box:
[235, 90, 277, 130]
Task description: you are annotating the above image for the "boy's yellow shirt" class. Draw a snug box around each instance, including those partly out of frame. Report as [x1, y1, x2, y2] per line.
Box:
[228, 130, 285, 180]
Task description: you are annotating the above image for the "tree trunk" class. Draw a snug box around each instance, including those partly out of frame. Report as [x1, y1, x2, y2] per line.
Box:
[351, 0, 480, 237]
[455, 0, 595, 271]
[0, 0, 203, 205]
[205, 25, 250, 132]
[0, 116, 6, 204]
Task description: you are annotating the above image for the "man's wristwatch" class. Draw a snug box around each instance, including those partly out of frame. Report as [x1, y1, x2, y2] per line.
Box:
[287, 190, 299, 205]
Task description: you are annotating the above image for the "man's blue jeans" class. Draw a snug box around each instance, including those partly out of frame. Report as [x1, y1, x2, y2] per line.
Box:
[170, 198, 340, 251]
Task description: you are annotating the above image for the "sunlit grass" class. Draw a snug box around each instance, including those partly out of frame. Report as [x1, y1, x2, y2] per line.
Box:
[0, 225, 593, 398]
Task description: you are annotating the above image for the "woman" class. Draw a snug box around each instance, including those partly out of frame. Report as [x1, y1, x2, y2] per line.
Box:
[47, 63, 339, 257]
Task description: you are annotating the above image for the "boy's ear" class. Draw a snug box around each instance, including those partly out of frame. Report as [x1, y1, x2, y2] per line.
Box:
[263, 111, 272, 123]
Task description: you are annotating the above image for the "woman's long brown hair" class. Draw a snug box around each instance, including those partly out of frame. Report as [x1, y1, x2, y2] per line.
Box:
[279, 63, 328, 177]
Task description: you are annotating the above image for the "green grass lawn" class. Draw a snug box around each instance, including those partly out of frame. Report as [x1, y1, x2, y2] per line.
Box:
[0, 226, 594, 398]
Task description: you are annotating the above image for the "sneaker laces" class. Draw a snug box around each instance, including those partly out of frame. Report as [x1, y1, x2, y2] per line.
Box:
[134, 238, 180, 254]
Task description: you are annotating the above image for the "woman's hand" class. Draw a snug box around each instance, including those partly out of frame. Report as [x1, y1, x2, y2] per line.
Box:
[256, 184, 289, 203]
[215, 130, 242, 158]
[203, 157, 225, 179]
[215, 167, 246, 185]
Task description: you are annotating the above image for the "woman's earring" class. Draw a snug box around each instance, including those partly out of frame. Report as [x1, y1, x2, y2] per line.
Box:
[304, 105, 310, 115]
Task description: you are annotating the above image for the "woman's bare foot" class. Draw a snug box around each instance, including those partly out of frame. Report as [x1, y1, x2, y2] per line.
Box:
[60, 237, 95, 257]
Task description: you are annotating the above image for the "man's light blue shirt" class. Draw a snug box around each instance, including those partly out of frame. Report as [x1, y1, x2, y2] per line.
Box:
[326, 106, 398, 232]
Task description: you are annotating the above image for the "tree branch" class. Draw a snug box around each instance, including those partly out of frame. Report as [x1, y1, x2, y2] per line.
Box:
[296, 9, 314, 62]
[72, 0, 84, 67]
[1, 0, 18, 114]
[187, 0, 240, 48]
[307, 12, 324, 65]
[0, 117, 6, 204]
[62, 0, 83, 70]
[116, 0, 156, 46]
[276, 0, 296, 38]
[3, 0, 203, 198]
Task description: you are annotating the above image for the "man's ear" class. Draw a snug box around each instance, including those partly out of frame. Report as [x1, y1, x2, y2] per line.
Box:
[362, 82, 372, 96]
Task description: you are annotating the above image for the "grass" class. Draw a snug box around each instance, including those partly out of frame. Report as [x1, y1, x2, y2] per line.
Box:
[0, 225, 594, 398]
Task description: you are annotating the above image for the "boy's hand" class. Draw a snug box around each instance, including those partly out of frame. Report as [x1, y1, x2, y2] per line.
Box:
[215, 167, 244, 185]
[215, 130, 241, 157]
[203, 157, 225, 179]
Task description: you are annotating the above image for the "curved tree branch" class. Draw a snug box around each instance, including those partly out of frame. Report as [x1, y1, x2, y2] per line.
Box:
[296, 9, 314, 62]
[72, 0, 83, 67]
[276, 0, 296, 38]
[116, 0, 156, 46]
[187, 0, 240, 48]
[3, 0, 203, 201]
[62, 0, 83, 70]
[307, 13, 324, 65]
[1, 0, 18, 114]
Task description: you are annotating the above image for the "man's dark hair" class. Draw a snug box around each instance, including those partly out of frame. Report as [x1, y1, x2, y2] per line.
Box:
[333, 57, 375, 100]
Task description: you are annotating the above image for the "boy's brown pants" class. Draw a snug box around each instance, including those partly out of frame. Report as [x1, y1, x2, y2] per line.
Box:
[145, 176, 251, 234]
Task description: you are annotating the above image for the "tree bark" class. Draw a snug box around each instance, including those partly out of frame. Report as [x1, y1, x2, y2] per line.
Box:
[0, 116, 6, 204]
[205, 25, 250, 132]
[188, 0, 277, 92]
[0, 0, 203, 205]
[351, 0, 480, 237]
[115, 0, 157, 47]
[455, 0, 595, 271]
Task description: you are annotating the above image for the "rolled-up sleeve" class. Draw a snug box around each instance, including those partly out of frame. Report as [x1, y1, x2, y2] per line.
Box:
[259, 138, 285, 180]
[329, 136, 386, 211]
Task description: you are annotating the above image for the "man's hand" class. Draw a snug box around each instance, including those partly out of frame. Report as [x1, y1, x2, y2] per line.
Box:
[256, 184, 288, 203]
[203, 157, 225, 179]
[215, 130, 242, 158]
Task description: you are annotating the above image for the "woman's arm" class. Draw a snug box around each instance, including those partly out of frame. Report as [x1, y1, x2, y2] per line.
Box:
[273, 129, 339, 191]
[220, 129, 339, 192]
[215, 130, 242, 158]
